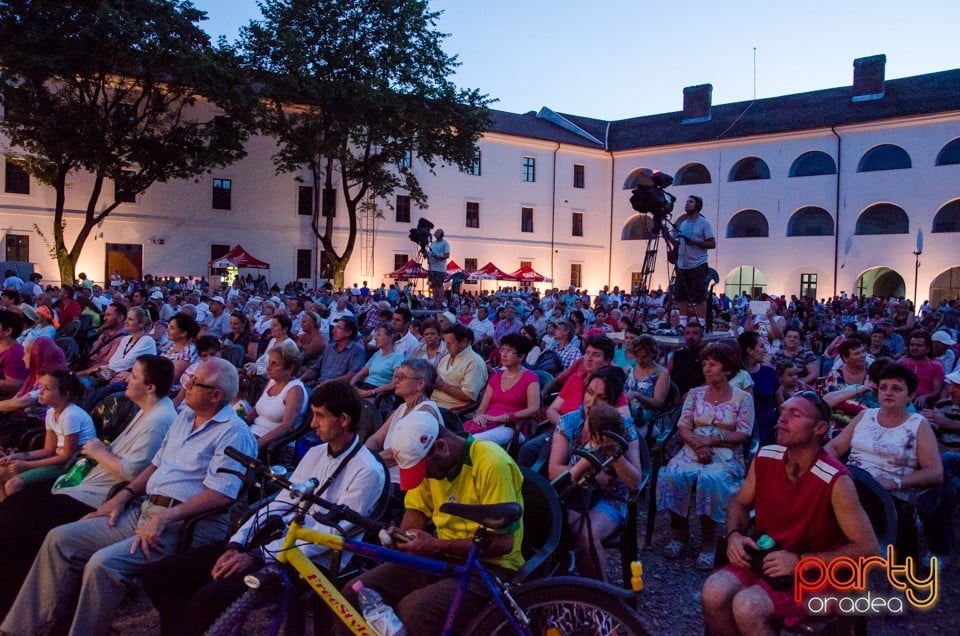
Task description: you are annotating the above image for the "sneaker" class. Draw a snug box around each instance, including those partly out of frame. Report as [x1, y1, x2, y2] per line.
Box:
[663, 539, 684, 559]
[695, 551, 716, 571]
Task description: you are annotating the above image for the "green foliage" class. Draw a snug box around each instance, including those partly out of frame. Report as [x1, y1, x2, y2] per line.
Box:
[240, 0, 491, 287]
[0, 0, 258, 283]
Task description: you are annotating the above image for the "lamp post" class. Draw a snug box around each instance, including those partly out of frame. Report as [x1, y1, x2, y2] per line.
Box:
[912, 229, 923, 308]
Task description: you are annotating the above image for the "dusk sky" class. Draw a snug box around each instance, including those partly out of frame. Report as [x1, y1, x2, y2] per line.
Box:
[193, 0, 960, 120]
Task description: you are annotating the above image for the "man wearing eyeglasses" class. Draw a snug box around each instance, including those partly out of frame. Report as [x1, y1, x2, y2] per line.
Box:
[701, 392, 878, 635]
[3, 359, 257, 636]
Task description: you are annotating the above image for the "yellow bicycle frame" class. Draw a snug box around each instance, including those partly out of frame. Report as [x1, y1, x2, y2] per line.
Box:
[274, 520, 378, 636]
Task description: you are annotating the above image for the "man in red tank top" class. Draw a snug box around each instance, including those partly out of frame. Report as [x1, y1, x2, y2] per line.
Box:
[701, 393, 880, 635]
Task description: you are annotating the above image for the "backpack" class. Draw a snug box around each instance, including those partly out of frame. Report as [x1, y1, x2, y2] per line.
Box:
[533, 349, 562, 375]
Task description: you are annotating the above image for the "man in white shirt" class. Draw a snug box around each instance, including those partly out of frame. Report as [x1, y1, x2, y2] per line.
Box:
[468, 305, 495, 345]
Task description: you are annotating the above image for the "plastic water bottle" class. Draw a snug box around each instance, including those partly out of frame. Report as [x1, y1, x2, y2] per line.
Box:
[54, 441, 109, 489]
[351, 581, 406, 636]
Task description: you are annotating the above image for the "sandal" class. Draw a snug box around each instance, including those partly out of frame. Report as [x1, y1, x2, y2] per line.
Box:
[663, 540, 683, 559]
[695, 551, 716, 571]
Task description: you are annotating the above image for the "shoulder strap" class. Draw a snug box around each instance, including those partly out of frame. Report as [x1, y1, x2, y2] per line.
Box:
[316, 437, 364, 498]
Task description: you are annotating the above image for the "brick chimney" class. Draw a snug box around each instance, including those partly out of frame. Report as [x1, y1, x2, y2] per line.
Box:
[852, 55, 886, 102]
[682, 84, 712, 123]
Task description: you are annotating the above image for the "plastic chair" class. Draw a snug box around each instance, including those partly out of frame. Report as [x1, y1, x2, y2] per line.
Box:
[644, 405, 682, 547]
[601, 435, 653, 589]
[512, 466, 563, 584]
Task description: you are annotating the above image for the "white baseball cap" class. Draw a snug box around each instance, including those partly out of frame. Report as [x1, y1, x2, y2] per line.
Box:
[932, 331, 957, 347]
[392, 412, 440, 490]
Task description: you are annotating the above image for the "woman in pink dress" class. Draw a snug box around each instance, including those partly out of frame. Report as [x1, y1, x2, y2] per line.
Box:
[464, 333, 541, 446]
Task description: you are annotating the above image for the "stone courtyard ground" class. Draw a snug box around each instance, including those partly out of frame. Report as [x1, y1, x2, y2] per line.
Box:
[109, 491, 960, 635]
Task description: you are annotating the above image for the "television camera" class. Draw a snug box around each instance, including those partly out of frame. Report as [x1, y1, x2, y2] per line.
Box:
[407, 217, 435, 259]
[628, 169, 676, 234]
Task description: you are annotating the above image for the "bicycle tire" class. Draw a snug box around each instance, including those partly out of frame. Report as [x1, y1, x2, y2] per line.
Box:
[465, 580, 647, 636]
[205, 586, 276, 636]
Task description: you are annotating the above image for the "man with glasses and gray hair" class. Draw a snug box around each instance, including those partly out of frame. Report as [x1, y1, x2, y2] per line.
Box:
[2, 358, 257, 636]
[701, 391, 878, 636]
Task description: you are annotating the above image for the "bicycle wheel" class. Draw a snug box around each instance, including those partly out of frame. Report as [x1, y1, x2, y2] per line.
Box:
[466, 579, 647, 636]
[205, 586, 278, 636]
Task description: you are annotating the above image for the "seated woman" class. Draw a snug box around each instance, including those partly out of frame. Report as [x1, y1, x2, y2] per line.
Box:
[548, 367, 641, 581]
[244, 341, 307, 451]
[245, 314, 294, 377]
[295, 310, 327, 370]
[656, 343, 755, 570]
[464, 333, 540, 446]
[519, 324, 542, 367]
[17, 304, 57, 346]
[222, 311, 257, 363]
[365, 359, 442, 518]
[351, 324, 404, 401]
[739, 331, 782, 446]
[0, 337, 69, 446]
[825, 363, 948, 565]
[409, 318, 446, 367]
[77, 307, 157, 408]
[623, 334, 670, 435]
[160, 312, 200, 393]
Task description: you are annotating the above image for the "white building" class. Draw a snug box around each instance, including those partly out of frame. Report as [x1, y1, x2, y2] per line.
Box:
[1, 54, 958, 303]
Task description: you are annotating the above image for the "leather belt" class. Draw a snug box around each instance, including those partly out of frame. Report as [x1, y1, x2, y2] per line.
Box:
[147, 494, 182, 508]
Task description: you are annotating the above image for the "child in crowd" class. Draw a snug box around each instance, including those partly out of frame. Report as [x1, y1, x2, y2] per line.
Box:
[0, 370, 96, 500]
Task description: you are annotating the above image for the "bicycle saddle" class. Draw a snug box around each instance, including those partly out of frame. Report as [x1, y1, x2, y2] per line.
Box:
[439, 502, 522, 530]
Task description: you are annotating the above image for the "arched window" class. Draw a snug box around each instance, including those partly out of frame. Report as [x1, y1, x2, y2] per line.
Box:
[621, 214, 657, 240]
[936, 138, 960, 166]
[932, 200, 960, 233]
[674, 162, 711, 185]
[786, 207, 834, 236]
[857, 144, 911, 172]
[728, 157, 770, 181]
[789, 151, 837, 177]
[855, 203, 908, 235]
[725, 266, 767, 298]
[726, 210, 769, 238]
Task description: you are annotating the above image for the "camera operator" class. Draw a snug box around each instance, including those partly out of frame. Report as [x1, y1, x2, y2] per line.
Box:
[664, 196, 715, 321]
[427, 228, 450, 304]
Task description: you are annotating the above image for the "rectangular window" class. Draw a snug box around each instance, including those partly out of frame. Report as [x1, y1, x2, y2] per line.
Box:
[297, 186, 313, 216]
[464, 258, 478, 273]
[399, 149, 413, 168]
[467, 149, 481, 176]
[4, 159, 29, 195]
[322, 187, 336, 218]
[522, 156, 536, 182]
[573, 164, 585, 188]
[396, 195, 411, 223]
[296, 249, 312, 279]
[394, 254, 409, 271]
[800, 273, 818, 299]
[114, 170, 137, 204]
[572, 211, 584, 237]
[319, 251, 335, 279]
[570, 264, 582, 288]
[212, 178, 231, 210]
[209, 244, 230, 276]
[465, 201, 480, 228]
[5, 234, 28, 262]
[521, 207, 534, 233]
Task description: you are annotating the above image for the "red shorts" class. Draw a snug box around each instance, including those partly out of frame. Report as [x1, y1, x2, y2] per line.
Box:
[723, 564, 807, 628]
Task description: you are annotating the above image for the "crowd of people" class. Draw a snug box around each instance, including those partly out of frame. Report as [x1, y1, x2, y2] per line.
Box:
[0, 267, 957, 634]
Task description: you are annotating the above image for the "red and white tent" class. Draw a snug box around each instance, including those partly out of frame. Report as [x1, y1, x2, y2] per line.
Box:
[467, 262, 516, 281]
[386, 259, 428, 280]
[507, 264, 553, 283]
[208, 244, 270, 269]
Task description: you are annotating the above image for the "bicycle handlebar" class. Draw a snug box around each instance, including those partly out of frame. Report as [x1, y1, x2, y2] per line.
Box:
[223, 446, 387, 536]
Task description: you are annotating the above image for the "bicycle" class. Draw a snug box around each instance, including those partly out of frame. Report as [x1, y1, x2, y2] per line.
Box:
[207, 446, 647, 636]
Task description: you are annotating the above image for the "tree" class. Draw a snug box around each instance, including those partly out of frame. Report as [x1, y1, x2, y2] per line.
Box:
[240, 0, 490, 289]
[0, 0, 257, 285]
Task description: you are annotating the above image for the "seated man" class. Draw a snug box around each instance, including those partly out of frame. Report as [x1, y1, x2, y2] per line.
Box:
[1, 358, 257, 636]
[342, 410, 524, 636]
[432, 323, 488, 411]
[0, 354, 176, 618]
[301, 317, 366, 387]
[701, 393, 878, 635]
[139, 381, 385, 636]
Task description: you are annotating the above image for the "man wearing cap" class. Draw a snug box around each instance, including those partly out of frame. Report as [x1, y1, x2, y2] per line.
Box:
[342, 406, 524, 636]
[202, 296, 230, 339]
[701, 393, 878, 635]
[931, 330, 958, 375]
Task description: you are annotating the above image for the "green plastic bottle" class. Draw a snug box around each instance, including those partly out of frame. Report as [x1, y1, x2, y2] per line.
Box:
[54, 441, 108, 489]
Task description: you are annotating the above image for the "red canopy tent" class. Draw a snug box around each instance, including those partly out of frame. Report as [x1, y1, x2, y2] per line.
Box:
[386, 259, 428, 280]
[208, 244, 270, 269]
[507, 264, 554, 284]
[446, 260, 465, 277]
[468, 262, 516, 281]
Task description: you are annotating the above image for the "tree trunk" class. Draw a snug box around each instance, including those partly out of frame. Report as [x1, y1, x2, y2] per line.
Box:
[332, 257, 347, 291]
[56, 250, 75, 287]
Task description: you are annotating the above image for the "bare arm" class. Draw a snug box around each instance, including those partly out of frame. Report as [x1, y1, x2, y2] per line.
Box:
[256, 386, 305, 449]
[824, 409, 865, 459]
